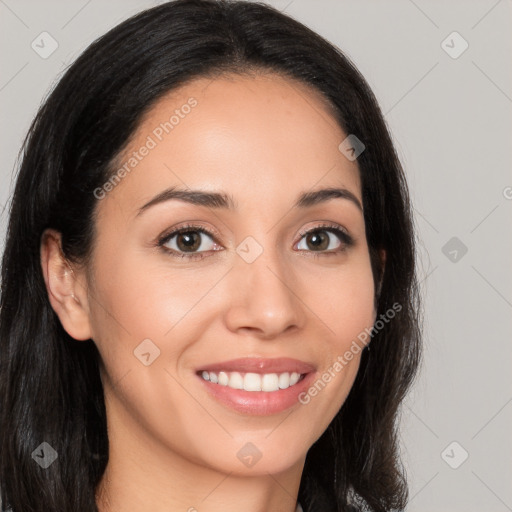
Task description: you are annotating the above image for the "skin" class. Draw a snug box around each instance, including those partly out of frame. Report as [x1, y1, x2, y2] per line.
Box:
[40, 72, 382, 512]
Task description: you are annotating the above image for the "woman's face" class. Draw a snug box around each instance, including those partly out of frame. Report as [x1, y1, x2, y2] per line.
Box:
[82, 73, 376, 476]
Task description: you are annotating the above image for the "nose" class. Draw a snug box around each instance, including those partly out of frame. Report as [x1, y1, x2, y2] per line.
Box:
[223, 246, 306, 340]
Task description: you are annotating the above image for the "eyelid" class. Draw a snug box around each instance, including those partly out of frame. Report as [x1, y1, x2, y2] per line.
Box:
[296, 221, 351, 240]
[157, 222, 221, 245]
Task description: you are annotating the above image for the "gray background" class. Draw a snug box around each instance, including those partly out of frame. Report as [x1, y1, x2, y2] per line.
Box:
[1, 1, 511, 510]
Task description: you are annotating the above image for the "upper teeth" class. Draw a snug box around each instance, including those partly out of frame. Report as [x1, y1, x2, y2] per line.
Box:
[200, 371, 302, 392]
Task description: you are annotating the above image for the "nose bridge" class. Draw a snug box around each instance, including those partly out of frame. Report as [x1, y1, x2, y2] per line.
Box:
[224, 233, 304, 337]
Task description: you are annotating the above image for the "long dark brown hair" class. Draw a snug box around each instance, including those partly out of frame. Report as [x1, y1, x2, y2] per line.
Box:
[0, 1, 421, 510]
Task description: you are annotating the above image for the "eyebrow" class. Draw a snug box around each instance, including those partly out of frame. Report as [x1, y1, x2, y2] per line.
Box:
[136, 185, 363, 216]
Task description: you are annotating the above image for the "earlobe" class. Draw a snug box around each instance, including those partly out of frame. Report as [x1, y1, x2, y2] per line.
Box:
[40, 229, 92, 341]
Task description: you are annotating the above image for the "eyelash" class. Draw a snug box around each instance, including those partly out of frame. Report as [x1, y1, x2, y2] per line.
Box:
[157, 222, 354, 261]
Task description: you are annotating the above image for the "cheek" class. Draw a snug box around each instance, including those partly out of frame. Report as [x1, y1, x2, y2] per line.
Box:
[87, 246, 230, 378]
[312, 256, 376, 349]
[89, 247, 193, 335]
[297, 256, 375, 422]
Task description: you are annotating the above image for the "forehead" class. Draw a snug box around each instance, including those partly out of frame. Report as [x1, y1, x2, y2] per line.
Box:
[104, 72, 361, 216]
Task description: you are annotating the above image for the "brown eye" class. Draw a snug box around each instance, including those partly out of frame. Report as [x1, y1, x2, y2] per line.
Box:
[295, 225, 354, 255]
[303, 231, 330, 251]
[175, 231, 202, 252]
[159, 226, 221, 259]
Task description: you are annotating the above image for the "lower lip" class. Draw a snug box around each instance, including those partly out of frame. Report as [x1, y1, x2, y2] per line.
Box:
[196, 372, 316, 415]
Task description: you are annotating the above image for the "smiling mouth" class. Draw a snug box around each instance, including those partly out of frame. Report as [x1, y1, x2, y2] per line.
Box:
[194, 357, 316, 414]
[197, 370, 307, 392]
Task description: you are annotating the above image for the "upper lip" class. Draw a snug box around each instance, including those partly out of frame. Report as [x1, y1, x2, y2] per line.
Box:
[196, 357, 316, 375]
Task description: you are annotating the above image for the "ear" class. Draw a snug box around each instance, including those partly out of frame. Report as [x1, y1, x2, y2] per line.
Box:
[40, 228, 92, 341]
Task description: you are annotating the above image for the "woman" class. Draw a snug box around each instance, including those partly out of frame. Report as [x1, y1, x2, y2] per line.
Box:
[0, 1, 422, 511]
